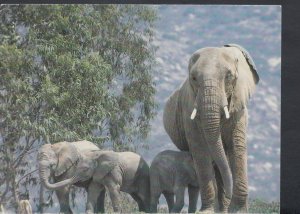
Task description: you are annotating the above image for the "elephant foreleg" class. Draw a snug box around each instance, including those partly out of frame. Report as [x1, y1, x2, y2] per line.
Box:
[86, 182, 105, 214]
[214, 164, 230, 213]
[56, 187, 72, 214]
[228, 111, 248, 213]
[105, 180, 122, 212]
[171, 186, 185, 213]
[188, 185, 199, 213]
[197, 161, 216, 212]
[95, 187, 106, 213]
[189, 145, 216, 212]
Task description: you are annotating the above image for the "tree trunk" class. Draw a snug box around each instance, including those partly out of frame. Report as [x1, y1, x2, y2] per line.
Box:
[39, 185, 45, 213]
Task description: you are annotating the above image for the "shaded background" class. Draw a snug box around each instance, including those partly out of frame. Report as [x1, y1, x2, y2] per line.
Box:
[141, 5, 281, 203]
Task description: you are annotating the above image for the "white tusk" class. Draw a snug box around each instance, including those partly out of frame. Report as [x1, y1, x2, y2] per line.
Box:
[190, 108, 197, 120]
[224, 106, 230, 119]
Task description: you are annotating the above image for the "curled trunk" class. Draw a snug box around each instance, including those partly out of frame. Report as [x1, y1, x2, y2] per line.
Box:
[39, 163, 75, 190]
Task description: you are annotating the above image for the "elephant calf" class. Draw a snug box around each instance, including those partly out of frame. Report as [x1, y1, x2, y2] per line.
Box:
[150, 150, 200, 213]
[57, 150, 150, 213]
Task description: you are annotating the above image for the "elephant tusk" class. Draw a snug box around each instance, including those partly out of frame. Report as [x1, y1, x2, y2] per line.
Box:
[190, 108, 197, 120]
[224, 106, 230, 119]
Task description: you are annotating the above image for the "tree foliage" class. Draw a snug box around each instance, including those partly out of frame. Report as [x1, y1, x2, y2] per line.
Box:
[0, 4, 157, 211]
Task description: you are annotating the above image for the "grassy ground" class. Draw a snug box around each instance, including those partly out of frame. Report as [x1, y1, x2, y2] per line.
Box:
[103, 193, 279, 213]
[248, 199, 279, 213]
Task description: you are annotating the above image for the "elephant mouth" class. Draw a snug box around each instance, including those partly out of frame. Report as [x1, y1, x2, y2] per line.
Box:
[190, 91, 231, 120]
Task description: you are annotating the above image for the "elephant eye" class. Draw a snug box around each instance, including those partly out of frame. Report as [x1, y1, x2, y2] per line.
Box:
[192, 76, 196, 81]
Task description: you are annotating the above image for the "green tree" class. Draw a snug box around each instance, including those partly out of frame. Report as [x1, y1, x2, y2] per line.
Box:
[0, 5, 157, 211]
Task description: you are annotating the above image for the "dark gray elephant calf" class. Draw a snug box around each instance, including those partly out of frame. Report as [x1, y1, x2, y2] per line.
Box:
[150, 150, 206, 213]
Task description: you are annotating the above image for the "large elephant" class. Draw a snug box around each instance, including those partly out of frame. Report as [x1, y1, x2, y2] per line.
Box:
[37, 141, 105, 214]
[163, 44, 259, 212]
[42, 150, 151, 213]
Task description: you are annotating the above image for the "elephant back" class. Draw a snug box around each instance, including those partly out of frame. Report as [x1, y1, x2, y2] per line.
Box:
[72, 140, 100, 152]
[163, 89, 189, 151]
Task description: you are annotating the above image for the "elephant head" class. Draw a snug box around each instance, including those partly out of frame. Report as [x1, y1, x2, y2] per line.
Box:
[37, 142, 81, 190]
[188, 44, 259, 199]
[38, 147, 117, 190]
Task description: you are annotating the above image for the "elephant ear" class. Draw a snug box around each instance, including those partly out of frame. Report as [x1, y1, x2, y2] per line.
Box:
[224, 44, 259, 83]
[52, 142, 80, 177]
[223, 44, 260, 112]
[188, 50, 201, 72]
[97, 161, 117, 180]
[93, 151, 118, 180]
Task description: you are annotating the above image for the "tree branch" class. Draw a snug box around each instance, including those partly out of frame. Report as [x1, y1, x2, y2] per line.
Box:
[16, 169, 38, 187]
[0, 178, 10, 205]
[13, 137, 36, 168]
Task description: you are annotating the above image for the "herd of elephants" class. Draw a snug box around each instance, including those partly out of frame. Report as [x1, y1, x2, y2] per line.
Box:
[37, 44, 259, 213]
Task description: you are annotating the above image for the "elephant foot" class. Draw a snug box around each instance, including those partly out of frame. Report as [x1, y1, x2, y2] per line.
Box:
[86, 210, 94, 214]
[59, 209, 73, 214]
[197, 208, 214, 214]
[229, 195, 248, 213]
[217, 196, 231, 213]
[197, 205, 214, 214]
[229, 207, 248, 213]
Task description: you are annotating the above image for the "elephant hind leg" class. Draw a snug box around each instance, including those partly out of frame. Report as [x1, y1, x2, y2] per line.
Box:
[227, 111, 249, 213]
[130, 192, 146, 212]
[150, 187, 161, 213]
[134, 172, 150, 212]
[162, 192, 174, 213]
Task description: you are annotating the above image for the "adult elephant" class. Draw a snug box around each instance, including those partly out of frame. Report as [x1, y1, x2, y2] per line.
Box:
[163, 44, 259, 213]
[37, 141, 105, 214]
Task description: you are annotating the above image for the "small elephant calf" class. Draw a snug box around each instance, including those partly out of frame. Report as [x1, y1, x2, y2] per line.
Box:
[150, 150, 200, 213]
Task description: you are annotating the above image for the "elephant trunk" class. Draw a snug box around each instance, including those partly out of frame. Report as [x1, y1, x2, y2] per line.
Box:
[198, 79, 233, 199]
[39, 161, 75, 190]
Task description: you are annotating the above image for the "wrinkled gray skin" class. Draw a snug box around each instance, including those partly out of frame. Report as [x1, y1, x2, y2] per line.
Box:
[163, 45, 259, 212]
[37, 141, 105, 214]
[150, 150, 200, 213]
[46, 150, 151, 213]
